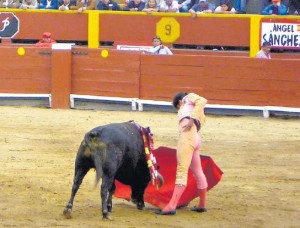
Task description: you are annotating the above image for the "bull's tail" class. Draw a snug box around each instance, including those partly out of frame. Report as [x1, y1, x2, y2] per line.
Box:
[93, 154, 103, 189]
[84, 131, 107, 189]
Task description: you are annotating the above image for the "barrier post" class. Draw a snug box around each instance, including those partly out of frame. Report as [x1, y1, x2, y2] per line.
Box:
[51, 43, 73, 109]
[250, 15, 261, 58]
[88, 11, 99, 48]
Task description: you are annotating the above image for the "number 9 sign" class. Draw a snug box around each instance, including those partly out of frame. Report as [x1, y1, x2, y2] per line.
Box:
[156, 17, 180, 43]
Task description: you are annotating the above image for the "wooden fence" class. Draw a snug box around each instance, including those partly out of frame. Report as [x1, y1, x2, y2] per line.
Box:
[1, 9, 300, 57]
[0, 46, 299, 111]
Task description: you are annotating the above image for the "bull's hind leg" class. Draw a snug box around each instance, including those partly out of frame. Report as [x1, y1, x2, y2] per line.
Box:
[100, 176, 115, 220]
[107, 182, 116, 213]
[63, 167, 89, 219]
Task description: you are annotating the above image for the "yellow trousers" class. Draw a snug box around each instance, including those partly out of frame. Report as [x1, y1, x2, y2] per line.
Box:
[175, 118, 208, 189]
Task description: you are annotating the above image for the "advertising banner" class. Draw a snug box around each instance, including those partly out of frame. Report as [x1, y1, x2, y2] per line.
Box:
[260, 19, 300, 50]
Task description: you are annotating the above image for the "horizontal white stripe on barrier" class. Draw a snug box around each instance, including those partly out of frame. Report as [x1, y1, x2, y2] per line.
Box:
[205, 104, 264, 111]
[69, 95, 300, 118]
[70, 94, 138, 110]
[0, 93, 51, 98]
[0, 93, 52, 107]
[135, 100, 299, 118]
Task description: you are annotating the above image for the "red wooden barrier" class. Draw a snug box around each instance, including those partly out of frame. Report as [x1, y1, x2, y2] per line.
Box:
[139, 54, 300, 107]
[71, 48, 140, 98]
[0, 46, 299, 109]
[0, 46, 51, 94]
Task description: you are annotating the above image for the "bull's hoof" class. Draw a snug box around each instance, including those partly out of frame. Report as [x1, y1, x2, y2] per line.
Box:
[102, 211, 112, 221]
[102, 216, 112, 221]
[137, 202, 145, 210]
[107, 204, 112, 213]
[63, 208, 72, 219]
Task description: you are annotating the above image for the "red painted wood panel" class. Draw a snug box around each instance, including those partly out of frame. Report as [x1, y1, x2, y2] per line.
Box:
[0, 46, 299, 108]
[99, 14, 250, 46]
[140, 55, 300, 107]
[0, 46, 51, 93]
[12, 11, 88, 41]
[71, 48, 140, 98]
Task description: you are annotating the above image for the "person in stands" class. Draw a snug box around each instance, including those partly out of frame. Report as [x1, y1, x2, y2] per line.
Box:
[214, 1, 236, 14]
[142, 0, 159, 13]
[123, 0, 145, 11]
[70, 0, 96, 12]
[19, 0, 38, 9]
[0, 0, 21, 8]
[58, 0, 77, 10]
[261, 0, 288, 15]
[255, 41, 271, 59]
[189, 0, 214, 17]
[147, 36, 173, 55]
[159, 0, 179, 12]
[288, 0, 300, 15]
[36, 32, 57, 48]
[96, 0, 121, 10]
[155, 92, 208, 215]
[261, 0, 288, 12]
[37, 0, 58, 9]
[234, 0, 247, 14]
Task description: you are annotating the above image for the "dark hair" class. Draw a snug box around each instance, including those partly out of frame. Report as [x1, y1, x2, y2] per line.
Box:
[262, 41, 271, 47]
[172, 92, 187, 109]
[146, 0, 157, 8]
[152, 36, 161, 42]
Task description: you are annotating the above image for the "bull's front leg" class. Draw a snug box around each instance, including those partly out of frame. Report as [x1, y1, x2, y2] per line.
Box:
[101, 176, 114, 220]
[131, 184, 146, 210]
[63, 168, 89, 219]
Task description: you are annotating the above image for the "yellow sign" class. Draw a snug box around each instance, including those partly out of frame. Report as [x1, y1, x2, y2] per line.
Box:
[156, 18, 180, 43]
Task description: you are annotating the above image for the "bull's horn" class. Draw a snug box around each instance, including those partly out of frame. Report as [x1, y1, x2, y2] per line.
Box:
[156, 172, 164, 189]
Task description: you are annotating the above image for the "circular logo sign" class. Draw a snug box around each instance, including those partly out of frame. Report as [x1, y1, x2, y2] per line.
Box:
[156, 17, 180, 43]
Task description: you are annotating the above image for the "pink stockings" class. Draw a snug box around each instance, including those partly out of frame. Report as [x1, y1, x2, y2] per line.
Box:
[162, 148, 208, 212]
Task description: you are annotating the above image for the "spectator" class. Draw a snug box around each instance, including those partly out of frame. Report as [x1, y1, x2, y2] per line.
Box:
[178, 0, 192, 12]
[234, 0, 247, 14]
[0, 0, 21, 8]
[38, 0, 58, 9]
[261, 0, 288, 15]
[189, 0, 214, 17]
[19, 0, 38, 9]
[70, 0, 96, 12]
[255, 41, 271, 59]
[36, 32, 57, 48]
[261, 0, 288, 13]
[214, 1, 236, 13]
[123, 0, 145, 11]
[58, 0, 77, 10]
[142, 0, 159, 13]
[288, 0, 300, 15]
[159, 0, 179, 12]
[147, 36, 173, 55]
[96, 0, 121, 10]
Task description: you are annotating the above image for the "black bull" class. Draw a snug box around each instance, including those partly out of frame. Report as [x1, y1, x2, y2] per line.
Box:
[63, 122, 163, 219]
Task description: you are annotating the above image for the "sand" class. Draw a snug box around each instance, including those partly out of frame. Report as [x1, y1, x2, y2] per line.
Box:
[0, 106, 299, 228]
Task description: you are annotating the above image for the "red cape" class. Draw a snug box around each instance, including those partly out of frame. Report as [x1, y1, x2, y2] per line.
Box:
[114, 146, 223, 209]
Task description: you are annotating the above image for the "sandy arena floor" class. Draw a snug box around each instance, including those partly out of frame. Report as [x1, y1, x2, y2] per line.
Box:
[0, 106, 299, 228]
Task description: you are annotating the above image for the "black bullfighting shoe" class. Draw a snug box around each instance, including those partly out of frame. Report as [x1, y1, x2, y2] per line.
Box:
[154, 209, 176, 215]
[190, 206, 207, 213]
